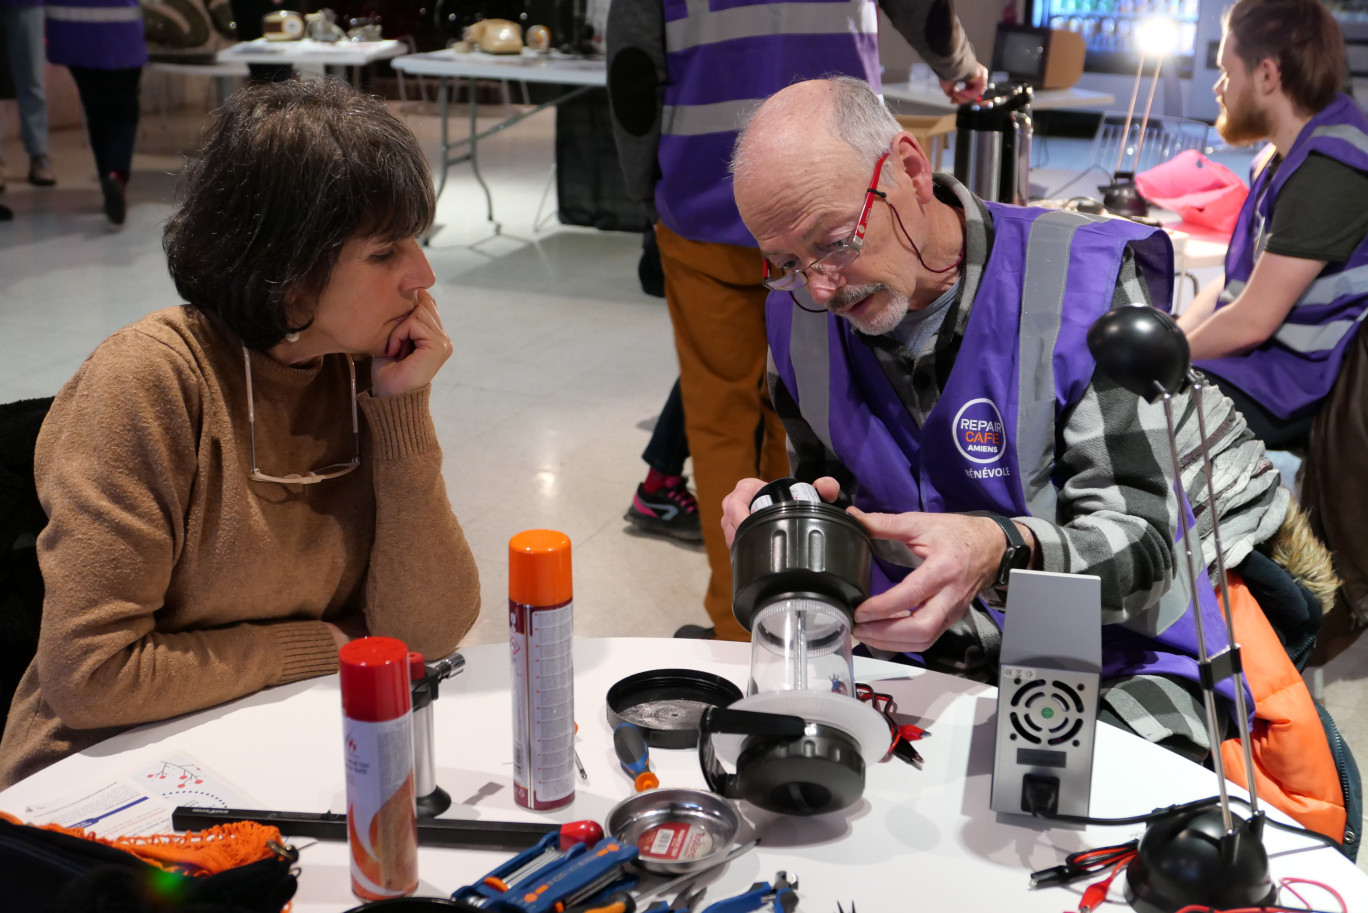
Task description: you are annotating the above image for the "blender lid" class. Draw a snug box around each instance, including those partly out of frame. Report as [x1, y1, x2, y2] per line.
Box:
[708, 690, 890, 766]
[606, 669, 744, 749]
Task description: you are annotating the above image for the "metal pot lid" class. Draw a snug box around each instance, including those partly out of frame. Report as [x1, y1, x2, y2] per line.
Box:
[708, 691, 890, 767]
[606, 669, 744, 749]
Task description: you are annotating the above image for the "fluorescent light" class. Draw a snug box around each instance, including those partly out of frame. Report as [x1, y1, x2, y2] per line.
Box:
[1135, 16, 1180, 57]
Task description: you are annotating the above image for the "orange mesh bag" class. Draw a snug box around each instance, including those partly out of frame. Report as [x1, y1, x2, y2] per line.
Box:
[0, 809, 296, 912]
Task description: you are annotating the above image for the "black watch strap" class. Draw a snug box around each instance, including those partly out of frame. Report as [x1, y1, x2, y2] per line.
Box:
[966, 510, 1031, 587]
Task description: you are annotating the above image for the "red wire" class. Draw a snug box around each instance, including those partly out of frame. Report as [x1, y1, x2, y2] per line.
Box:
[1171, 907, 1343, 913]
[1279, 877, 1347, 913]
[855, 684, 901, 756]
[1078, 853, 1136, 913]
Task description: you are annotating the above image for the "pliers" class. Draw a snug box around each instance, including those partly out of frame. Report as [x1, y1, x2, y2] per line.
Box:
[698, 872, 798, 913]
[642, 886, 708, 913]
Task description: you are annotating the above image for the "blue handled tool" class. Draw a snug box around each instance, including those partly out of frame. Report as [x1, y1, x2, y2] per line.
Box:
[614, 722, 659, 791]
[699, 872, 798, 913]
[453, 834, 639, 913]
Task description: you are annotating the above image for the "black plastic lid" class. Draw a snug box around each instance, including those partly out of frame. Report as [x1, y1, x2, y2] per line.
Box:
[606, 668, 744, 749]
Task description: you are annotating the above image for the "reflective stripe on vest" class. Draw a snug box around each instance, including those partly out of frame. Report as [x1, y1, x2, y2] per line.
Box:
[785, 210, 1094, 513]
[1017, 211, 1102, 518]
[789, 299, 836, 457]
[666, 0, 877, 51]
[1309, 121, 1368, 158]
[46, 4, 142, 22]
[661, 99, 763, 137]
[1274, 311, 1368, 354]
[660, 0, 877, 139]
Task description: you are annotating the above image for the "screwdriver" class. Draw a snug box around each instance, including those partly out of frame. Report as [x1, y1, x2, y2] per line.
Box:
[614, 722, 659, 791]
[574, 722, 589, 782]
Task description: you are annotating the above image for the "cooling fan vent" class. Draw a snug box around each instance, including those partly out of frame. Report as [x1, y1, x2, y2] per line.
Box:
[1006, 677, 1087, 747]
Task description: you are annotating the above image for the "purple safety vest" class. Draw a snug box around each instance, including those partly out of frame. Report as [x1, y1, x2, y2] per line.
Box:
[45, 0, 148, 70]
[657, 0, 881, 247]
[1198, 93, 1368, 420]
[768, 204, 1251, 713]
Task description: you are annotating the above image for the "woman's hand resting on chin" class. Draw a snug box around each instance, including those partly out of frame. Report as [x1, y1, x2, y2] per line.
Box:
[371, 289, 452, 397]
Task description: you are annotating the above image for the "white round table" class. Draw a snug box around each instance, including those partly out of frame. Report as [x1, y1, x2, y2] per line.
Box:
[2, 638, 1364, 911]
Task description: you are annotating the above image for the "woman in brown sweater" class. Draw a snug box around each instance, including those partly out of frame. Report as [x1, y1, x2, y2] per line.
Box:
[0, 79, 481, 788]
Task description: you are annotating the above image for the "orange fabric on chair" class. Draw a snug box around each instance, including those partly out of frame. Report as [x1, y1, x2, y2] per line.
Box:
[1217, 573, 1346, 841]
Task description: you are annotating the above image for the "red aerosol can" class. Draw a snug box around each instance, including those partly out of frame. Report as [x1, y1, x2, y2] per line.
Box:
[508, 529, 576, 810]
[340, 636, 419, 900]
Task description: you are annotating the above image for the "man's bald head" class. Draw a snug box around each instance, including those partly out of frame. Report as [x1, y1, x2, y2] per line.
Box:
[730, 77, 904, 247]
[731, 77, 901, 196]
[729, 76, 958, 330]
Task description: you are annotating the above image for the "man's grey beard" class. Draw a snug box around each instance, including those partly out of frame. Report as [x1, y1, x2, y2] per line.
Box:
[830, 282, 911, 336]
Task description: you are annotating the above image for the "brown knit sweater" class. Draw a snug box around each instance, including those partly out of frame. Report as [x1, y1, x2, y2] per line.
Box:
[0, 307, 481, 788]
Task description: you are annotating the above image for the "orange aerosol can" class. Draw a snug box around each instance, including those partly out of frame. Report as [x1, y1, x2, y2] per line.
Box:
[509, 529, 576, 810]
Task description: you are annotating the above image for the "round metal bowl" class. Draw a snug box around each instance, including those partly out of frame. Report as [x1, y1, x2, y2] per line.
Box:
[604, 788, 741, 874]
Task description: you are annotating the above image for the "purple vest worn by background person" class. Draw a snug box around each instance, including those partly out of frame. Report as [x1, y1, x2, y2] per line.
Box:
[45, 0, 149, 70]
[657, 0, 880, 247]
[1198, 94, 1368, 420]
[768, 205, 1252, 714]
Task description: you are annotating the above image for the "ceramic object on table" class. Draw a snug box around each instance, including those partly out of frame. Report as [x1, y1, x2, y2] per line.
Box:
[305, 9, 346, 42]
[463, 18, 522, 54]
[263, 10, 305, 40]
[525, 24, 551, 52]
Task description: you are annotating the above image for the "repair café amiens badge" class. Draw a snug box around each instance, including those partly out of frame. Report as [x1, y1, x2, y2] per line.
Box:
[953, 398, 1011, 480]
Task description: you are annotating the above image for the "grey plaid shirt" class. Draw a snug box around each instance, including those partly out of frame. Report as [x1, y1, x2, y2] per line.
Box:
[768, 175, 1290, 757]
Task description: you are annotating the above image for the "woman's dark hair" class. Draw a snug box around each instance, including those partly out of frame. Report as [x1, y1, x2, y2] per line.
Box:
[163, 78, 435, 349]
[1224, 0, 1347, 116]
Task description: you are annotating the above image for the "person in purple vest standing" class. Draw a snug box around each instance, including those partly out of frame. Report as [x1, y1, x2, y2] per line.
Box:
[606, 0, 986, 641]
[719, 77, 1344, 783]
[1177, 0, 1368, 451]
[44, 0, 148, 225]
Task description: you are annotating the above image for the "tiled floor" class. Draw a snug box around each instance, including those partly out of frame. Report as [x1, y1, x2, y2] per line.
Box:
[3, 93, 1367, 865]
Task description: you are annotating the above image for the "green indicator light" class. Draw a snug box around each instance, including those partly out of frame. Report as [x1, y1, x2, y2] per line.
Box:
[1041, 707, 1055, 719]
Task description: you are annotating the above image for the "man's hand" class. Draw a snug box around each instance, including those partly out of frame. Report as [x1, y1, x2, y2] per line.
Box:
[720, 476, 842, 547]
[940, 63, 988, 104]
[847, 509, 1010, 653]
[372, 290, 453, 397]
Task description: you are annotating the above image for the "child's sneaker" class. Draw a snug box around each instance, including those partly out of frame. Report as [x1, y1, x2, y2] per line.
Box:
[625, 476, 703, 542]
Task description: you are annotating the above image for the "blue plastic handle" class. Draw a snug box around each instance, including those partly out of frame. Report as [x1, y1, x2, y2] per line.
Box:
[698, 882, 772, 913]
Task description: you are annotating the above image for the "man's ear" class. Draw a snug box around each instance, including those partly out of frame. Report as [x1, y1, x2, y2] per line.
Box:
[893, 131, 936, 202]
[1254, 56, 1281, 98]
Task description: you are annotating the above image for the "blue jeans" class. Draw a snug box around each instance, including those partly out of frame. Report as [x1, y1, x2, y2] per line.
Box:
[0, 5, 48, 157]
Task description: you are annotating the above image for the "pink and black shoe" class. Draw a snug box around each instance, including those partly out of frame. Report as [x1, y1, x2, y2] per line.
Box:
[625, 475, 703, 543]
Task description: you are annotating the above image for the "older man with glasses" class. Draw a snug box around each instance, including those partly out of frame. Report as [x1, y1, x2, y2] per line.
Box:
[607, 0, 987, 642]
[718, 76, 1353, 842]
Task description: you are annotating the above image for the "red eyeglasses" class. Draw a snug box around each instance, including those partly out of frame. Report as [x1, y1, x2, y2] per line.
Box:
[762, 151, 890, 292]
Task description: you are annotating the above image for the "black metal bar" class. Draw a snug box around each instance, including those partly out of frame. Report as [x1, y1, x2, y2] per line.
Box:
[172, 806, 557, 851]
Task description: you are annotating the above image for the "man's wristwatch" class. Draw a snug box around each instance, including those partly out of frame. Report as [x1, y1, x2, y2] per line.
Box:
[967, 511, 1031, 587]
